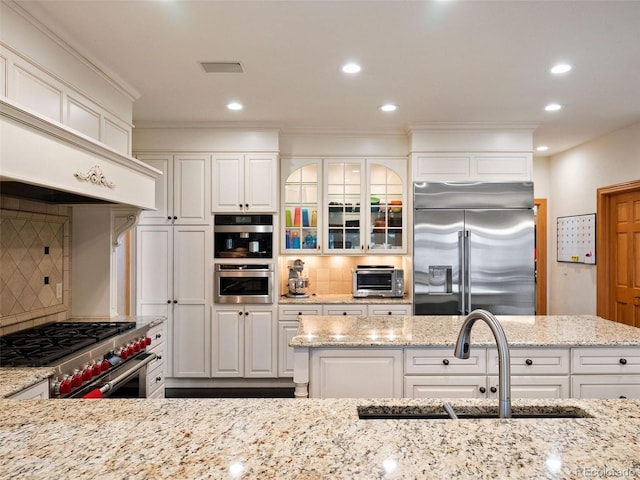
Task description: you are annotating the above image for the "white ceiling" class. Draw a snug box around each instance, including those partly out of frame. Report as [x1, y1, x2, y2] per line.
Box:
[15, 0, 640, 156]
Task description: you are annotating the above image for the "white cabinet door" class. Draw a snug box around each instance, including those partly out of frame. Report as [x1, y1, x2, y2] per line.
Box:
[245, 307, 277, 377]
[136, 226, 173, 314]
[211, 154, 244, 212]
[279, 321, 299, 377]
[571, 375, 640, 399]
[487, 348, 570, 376]
[488, 375, 570, 399]
[9, 380, 50, 399]
[212, 308, 244, 377]
[137, 154, 172, 225]
[309, 349, 403, 398]
[171, 226, 211, 377]
[173, 154, 211, 224]
[404, 375, 488, 399]
[245, 154, 278, 212]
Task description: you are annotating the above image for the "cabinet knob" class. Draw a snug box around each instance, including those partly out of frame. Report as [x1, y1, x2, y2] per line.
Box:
[245, 204, 249, 208]
[245, 312, 249, 316]
[525, 359, 533, 366]
[342, 312, 347, 315]
[620, 395, 627, 399]
[239, 204, 243, 209]
[238, 311, 243, 316]
[490, 386, 497, 394]
[388, 312, 392, 316]
[442, 359, 449, 366]
[298, 312, 302, 316]
[173, 216, 178, 220]
[167, 216, 172, 220]
[167, 300, 171, 304]
[620, 358, 627, 365]
[479, 386, 486, 394]
[173, 300, 178, 304]
[155, 333, 162, 339]
[155, 376, 162, 383]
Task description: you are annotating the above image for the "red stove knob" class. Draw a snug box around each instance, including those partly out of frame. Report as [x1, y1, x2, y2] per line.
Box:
[91, 363, 102, 376]
[126, 344, 134, 357]
[71, 371, 83, 387]
[100, 360, 110, 372]
[59, 376, 72, 395]
[133, 340, 141, 353]
[82, 366, 93, 382]
[139, 338, 147, 350]
[145, 336, 152, 346]
[118, 347, 128, 360]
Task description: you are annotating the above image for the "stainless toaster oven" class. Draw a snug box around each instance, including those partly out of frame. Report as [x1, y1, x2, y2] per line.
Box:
[352, 265, 404, 298]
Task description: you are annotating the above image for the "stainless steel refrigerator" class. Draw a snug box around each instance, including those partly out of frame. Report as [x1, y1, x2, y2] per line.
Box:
[413, 182, 535, 315]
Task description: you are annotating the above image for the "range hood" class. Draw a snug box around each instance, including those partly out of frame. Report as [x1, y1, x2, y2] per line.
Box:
[1, 98, 160, 208]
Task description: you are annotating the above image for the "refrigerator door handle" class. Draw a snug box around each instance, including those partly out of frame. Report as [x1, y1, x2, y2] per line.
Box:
[464, 230, 471, 314]
[458, 231, 466, 314]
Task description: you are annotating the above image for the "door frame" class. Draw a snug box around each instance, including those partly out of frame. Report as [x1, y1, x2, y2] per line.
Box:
[596, 179, 640, 319]
[534, 198, 547, 315]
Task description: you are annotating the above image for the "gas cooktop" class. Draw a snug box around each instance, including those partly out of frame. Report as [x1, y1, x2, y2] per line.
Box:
[0, 322, 136, 367]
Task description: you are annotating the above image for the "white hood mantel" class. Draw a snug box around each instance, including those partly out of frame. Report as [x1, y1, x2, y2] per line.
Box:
[0, 98, 161, 209]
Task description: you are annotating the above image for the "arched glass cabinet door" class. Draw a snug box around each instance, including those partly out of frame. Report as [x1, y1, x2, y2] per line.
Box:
[367, 160, 406, 253]
[325, 160, 364, 252]
[283, 161, 320, 253]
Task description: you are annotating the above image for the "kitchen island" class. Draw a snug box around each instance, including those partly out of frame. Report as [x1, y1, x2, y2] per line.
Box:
[291, 315, 640, 399]
[0, 396, 639, 479]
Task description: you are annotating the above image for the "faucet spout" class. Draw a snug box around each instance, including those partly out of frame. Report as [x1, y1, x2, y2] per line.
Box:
[454, 309, 511, 418]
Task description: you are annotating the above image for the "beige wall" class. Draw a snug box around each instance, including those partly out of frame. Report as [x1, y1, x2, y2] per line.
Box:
[547, 121, 640, 316]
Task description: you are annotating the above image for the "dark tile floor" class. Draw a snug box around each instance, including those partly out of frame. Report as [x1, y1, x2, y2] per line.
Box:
[165, 387, 295, 398]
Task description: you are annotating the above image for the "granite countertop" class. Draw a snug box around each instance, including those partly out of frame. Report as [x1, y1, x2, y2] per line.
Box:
[0, 397, 639, 479]
[0, 315, 166, 398]
[279, 293, 412, 304]
[291, 314, 640, 347]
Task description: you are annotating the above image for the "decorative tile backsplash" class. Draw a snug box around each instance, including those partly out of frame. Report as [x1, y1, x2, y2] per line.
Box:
[0, 195, 70, 334]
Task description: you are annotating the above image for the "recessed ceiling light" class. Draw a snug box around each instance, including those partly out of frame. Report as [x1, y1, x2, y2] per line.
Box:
[536, 145, 549, 152]
[544, 103, 563, 112]
[227, 102, 243, 111]
[550, 63, 572, 75]
[380, 104, 397, 112]
[342, 63, 361, 74]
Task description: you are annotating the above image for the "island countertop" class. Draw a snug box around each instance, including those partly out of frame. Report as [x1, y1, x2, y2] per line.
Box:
[1, 397, 639, 479]
[290, 314, 640, 347]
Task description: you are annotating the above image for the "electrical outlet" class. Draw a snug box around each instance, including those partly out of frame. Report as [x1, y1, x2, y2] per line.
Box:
[56, 283, 62, 299]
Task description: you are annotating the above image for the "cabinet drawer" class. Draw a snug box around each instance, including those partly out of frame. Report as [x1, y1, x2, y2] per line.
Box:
[488, 348, 570, 376]
[322, 305, 367, 316]
[147, 341, 166, 374]
[278, 305, 323, 321]
[147, 322, 166, 347]
[572, 348, 640, 374]
[9, 380, 50, 399]
[571, 375, 640, 399]
[405, 348, 487, 375]
[487, 375, 570, 399]
[367, 304, 412, 316]
[147, 361, 165, 397]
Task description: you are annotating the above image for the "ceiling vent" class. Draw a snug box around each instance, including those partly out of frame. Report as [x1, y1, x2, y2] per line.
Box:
[200, 62, 244, 73]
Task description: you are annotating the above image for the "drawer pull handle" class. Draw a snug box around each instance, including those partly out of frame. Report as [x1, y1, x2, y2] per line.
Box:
[343, 312, 347, 315]
[479, 386, 486, 394]
[619, 358, 627, 365]
[620, 395, 627, 399]
[298, 312, 302, 316]
[388, 312, 392, 316]
[525, 359, 533, 366]
[155, 333, 162, 339]
[490, 386, 497, 394]
[155, 376, 162, 383]
[442, 359, 449, 366]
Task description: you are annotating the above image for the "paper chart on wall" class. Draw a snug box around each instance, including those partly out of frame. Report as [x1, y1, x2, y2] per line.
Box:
[556, 214, 596, 264]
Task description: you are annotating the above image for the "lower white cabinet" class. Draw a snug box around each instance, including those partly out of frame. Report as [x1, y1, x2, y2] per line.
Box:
[309, 348, 403, 398]
[146, 322, 167, 398]
[9, 380, 50, 399]
[277, 304, 323, 377]
[213, 306, 277, 378]
[571, 347, 640, 398]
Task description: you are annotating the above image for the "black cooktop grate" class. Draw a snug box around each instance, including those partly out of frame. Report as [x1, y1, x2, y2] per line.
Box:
[0, 322, 136, 367]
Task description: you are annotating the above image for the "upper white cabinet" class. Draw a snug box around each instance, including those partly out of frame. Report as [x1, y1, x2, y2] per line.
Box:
[281, 157, 407, 254]
[137, 154, 211, 225]
[412, 153, 532, 182]
[211, 153, 278, 213]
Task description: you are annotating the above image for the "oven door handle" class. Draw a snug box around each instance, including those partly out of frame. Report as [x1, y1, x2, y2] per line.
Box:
[99, 352, 156, 395]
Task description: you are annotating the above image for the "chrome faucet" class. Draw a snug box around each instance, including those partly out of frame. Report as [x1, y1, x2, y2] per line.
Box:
[454, 309, 512, 418]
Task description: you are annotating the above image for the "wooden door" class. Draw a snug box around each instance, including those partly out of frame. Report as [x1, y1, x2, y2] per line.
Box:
[611, 191, 640, 326]
[597, 181, 640, 326]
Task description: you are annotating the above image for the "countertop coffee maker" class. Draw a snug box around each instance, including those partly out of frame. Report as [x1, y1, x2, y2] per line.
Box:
[287, 259, 310, 298]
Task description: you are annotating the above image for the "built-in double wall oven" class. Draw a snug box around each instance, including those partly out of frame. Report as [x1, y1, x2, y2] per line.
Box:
[213, 214, 275, 304]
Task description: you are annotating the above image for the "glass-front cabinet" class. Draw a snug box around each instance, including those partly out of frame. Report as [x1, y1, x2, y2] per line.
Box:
[281, 157, 407, 254]
[282, 159, 321, 252]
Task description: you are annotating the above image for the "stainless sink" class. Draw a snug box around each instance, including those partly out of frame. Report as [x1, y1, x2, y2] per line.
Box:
[357, 404, 593, 420]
